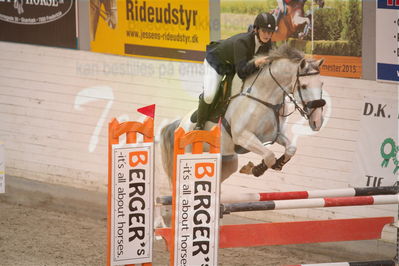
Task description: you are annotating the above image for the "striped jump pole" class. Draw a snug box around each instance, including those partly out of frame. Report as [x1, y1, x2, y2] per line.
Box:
[156, 186, 399, 205]
[222, 186, 399, 203]
[156, 192, 397, 254]
[108, 107, 155, 266]
[289, 259, 395, 266]
[222, 194, 399, 214]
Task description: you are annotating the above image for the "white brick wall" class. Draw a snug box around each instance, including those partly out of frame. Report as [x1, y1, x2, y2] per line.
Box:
[0, 41, 397, 241]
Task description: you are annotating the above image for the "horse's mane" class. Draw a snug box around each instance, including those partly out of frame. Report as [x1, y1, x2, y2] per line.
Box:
[267, 44, 304, 63]
[252, 44, 304, 68]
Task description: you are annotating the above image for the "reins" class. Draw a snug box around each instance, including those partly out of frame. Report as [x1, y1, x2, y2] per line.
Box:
[223, 60, 325, 145]
[270, 64, 309, 119]
[226, 65, 283, 144]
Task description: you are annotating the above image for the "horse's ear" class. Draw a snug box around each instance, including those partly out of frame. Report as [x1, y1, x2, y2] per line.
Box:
[299, 58, 307, 70]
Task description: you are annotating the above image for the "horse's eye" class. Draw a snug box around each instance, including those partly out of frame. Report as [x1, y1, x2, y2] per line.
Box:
[301, 85, 307, 90]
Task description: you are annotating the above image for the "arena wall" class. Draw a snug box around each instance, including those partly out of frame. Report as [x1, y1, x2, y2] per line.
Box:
[0, 41, 397, 241]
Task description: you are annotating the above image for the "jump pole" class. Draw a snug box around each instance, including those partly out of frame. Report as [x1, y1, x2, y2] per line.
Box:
[107, 114, 154, 266]
[157, 186, 399, 205]
[155, 172, 396, 262]
[156, 189, 396, 251]
[169, 125, 222, 266]
[221, 194, 399, 214]
[156, 195, 398, 251]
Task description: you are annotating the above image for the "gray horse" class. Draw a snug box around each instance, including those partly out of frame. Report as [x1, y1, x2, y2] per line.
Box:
[161, 45, 325, 185]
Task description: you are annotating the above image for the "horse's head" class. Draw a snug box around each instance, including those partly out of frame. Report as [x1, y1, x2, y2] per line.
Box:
[253, 45, 325, 131]
[293, 58, 325, 131]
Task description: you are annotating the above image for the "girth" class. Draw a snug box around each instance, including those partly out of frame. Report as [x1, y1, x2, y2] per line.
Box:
[222, 92, 283, 153]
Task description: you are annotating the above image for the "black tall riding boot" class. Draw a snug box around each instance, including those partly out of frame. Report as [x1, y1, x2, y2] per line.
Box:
[194, 94, 211, 130]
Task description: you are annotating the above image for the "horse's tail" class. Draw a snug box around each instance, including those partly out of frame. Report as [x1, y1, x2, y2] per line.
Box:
[160, 119, 181, 184]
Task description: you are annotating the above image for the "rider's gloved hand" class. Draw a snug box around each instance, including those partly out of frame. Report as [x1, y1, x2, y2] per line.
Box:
[255, 56, 269, 68]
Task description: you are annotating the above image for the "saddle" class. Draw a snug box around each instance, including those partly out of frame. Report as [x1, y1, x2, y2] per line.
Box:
[190, 74, 250, 155]
[190, 74, 234, 125]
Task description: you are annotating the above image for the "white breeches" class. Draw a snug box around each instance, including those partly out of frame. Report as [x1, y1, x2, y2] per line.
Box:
[203, 59, 223, 104]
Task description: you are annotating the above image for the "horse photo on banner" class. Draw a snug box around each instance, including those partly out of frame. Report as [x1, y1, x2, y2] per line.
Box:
[221, 0, 362, 78]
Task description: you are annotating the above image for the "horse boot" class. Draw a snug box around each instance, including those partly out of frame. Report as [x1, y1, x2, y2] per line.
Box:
[252, 160, 268, 177]
[271, 155, 291, 171]
[194, 94, 211, 130]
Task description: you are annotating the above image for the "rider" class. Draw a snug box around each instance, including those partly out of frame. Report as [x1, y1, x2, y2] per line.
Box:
[194, 12, 277, 130]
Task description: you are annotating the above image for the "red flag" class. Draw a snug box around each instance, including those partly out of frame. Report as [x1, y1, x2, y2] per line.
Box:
[137, 104, 155, 118]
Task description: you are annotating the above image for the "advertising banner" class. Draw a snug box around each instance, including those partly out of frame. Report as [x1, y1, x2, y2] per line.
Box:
[111, 143, 154, 265]
[90, 0, 210, 62]
[376, 0, 399, 83]
[0, 0, 77, 48]
[220, 0, 362, 78]
[352, 97, 398, 187]
[174, 153, 221, 266]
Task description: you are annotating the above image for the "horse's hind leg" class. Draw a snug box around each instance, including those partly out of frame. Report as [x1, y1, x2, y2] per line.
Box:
[221, 155, 238, 182]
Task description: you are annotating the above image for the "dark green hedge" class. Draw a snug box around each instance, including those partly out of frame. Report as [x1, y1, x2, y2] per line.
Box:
[287, 39, 360, 56]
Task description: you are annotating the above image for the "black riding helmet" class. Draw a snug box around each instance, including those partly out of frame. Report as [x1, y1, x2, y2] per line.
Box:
[253, 12, 276, 32]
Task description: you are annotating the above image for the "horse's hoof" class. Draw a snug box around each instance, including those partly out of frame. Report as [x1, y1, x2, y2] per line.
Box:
[252, 160, 268, 177]
[239, 161, 254, 175]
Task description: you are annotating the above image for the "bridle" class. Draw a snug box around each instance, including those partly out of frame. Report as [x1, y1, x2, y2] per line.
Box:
[229, 60, 325, 120]
[223, 60, 325, 144]
[269, 62, 326, 120]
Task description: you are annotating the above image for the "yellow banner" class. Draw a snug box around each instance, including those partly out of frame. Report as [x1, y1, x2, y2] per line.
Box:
[90, 0, 210, 62]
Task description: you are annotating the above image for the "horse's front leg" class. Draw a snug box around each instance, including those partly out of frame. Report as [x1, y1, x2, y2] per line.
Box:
[234, 130, 276, 177]
[272, 133, 297, 171]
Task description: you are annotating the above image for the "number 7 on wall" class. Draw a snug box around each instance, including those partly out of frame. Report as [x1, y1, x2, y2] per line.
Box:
[74, 86, 114, 152]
